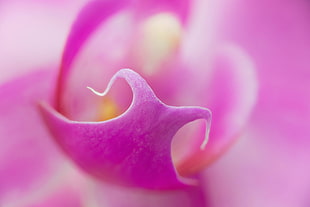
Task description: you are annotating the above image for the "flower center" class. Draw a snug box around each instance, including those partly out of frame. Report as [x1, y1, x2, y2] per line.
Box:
[97, 97, 120, 121]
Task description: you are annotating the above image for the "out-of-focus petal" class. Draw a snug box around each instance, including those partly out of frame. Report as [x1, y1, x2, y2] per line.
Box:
[41, 69, 211, 189]
[92, 182, 206, 207]
[26, 187, 83, 207]
[218, 0, 310, 79]
[132, 0, 190, 23]
[7, 164, 88, 207]
[23, 165, 88, 207]
[202, 124, 310, 207]
[164, 0, 258, 174]
[0, 70, 62, 204]
[174, 45, 257, 175]
[201, 0, 310, 206]
[216, 0, 310, 144]
[0, 1, 84, 83]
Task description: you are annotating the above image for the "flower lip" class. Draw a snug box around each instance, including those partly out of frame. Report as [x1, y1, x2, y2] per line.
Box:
[40, 69, 212, 190]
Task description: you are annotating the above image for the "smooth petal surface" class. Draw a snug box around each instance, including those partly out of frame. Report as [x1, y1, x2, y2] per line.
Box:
[92, 182, 206, 207]
[174, 45, 257, 175]
[22, 165, 88, 207]
[0, 1, 85, 83]
[217, 0, 310, 144]
[9, 164, 88, 207]
[202, 0, 310, 207]
[27, 187, 83, 207]
[41, 69, 211, 189]
[153, 0, 258, 174]
[203, 126, 310, 207]
[0, 70, 62, 204]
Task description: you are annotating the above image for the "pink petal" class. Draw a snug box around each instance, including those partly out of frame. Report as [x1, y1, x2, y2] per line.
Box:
[202, 0, 310, 206]
[40, 69, 211, 189]
[203, 126, 310, 207]
[27, 187, 83, 207]
[174, 45, 257, 175]
[168, 0, 259, 174]
[9, 165, 88, 207]
[217, 0, 310, 144]
[93, 182, 206, 207]
[0, 70, 62, 203]
[23, 168, 87, 207]
[0, 1, 84, 83]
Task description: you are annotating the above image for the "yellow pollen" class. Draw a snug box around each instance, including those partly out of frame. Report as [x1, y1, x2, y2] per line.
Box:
[97, 97, 119, 121]
[137, 13, 182, 75]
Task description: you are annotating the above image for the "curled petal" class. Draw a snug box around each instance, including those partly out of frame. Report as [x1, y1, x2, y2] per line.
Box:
[203, 1, 310, 206]
[40, 69, 211, 189]
[176, 45, 258, 175]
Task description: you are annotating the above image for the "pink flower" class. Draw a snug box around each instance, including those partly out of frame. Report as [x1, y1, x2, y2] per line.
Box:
[1, 0, 309, 207]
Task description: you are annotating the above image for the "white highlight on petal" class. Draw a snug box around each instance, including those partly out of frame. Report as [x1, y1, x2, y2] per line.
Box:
[135, 13, 182, 75]
[200, 121, 211, 150]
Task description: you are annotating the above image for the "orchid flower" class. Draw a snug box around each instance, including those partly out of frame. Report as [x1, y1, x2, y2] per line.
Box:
[1, 1, 256, 206]
[1, 0, 309, 207]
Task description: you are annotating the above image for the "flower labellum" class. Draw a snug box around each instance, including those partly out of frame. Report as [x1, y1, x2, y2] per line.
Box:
[40, 69, 212, 189]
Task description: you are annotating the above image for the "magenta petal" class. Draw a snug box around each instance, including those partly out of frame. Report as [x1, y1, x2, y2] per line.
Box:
[41, 69, 211, 189]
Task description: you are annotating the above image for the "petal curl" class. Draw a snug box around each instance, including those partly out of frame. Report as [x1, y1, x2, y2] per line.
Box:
[41, 69, 211, 189]
[175, 45, 257, 175]
[202, 1, 310, 206]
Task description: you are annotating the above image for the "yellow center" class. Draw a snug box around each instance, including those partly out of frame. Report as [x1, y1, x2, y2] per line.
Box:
[97, 97, 119, 121]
